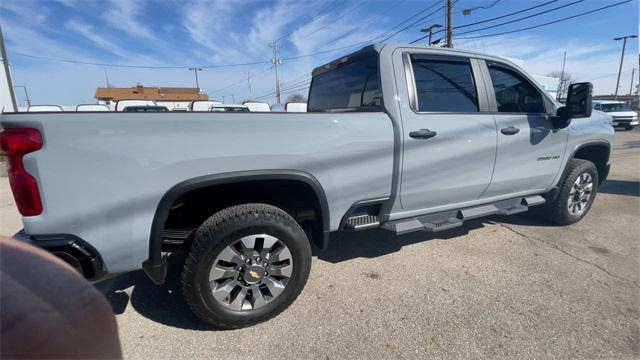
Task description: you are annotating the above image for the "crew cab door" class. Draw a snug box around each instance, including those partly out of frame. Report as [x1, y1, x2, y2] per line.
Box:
[479, 60, 568, 198]
[397, 52, 497, 212]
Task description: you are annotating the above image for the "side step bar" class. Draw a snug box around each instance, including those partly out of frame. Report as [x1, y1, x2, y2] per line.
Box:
[344, 215, 380, 231]
[382, 195, 545, 235]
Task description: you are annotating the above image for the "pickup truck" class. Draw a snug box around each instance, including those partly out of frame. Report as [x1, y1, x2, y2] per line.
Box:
[0, 44, 613, 329]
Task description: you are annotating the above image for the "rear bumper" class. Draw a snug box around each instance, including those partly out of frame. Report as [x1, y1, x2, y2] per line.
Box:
[13, 230, 106, 281]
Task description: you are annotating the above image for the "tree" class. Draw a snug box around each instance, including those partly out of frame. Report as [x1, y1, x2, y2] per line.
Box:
[285, 94, 306, 103]
[548, 71, 576, 100]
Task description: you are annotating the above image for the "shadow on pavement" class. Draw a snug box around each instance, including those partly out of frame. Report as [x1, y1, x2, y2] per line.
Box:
[95, 215, 547, 330]
[599, 180, 640, 197]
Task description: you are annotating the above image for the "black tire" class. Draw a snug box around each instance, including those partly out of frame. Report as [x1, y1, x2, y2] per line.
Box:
[182, 203, 311, 329]
[540, 159, 599, 225]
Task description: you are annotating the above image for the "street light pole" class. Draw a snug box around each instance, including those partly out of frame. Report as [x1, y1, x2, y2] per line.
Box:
[614, 35, 638, 100]
[420, 24, 442, 45]
[629, 68, 636, 100]
[14, 85, 30, 107]
[188, 67, 203, 91]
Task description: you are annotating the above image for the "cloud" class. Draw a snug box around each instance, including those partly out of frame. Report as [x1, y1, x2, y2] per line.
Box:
[102, 0, 154, 39]
[0, 0, 48, 24]
[65, 20, 129, 58]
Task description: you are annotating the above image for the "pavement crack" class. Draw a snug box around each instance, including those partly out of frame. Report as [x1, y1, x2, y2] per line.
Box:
[495, 222, 640, 290]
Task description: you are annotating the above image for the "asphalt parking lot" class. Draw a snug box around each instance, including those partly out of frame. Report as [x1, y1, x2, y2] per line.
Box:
[1, 129, 638, 359]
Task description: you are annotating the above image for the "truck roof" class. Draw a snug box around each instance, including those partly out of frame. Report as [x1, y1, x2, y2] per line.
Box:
[312, 43, 522, 76]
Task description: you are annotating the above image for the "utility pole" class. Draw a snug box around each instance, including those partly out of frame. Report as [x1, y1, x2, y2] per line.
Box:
[0, 24, 18, 112]
[420, 24, 442, 46]
[103, 68, 112, 88]
[247, 69, 253, 97]
[270, 41, 282, 104]
[558, 50, 567, 100]
[614, 35, 638, 100]
[188, 67, 203, 91]
[446, 0, 453, 48]
[629, 68, 636, 99]
[231, 94, 235, 103]
[14, 85, 30, 107]
[222, 95, 226, 103]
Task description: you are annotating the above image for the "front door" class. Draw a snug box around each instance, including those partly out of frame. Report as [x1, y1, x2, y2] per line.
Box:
[398, 52, 497, 212]
[480, 61, 568, 198]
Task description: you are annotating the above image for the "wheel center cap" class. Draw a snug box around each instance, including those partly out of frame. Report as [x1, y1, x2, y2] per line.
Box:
[243, 265, 265, 284]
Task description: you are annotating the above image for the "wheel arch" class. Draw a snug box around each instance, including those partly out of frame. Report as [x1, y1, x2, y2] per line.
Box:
[143, 170, 330, 284]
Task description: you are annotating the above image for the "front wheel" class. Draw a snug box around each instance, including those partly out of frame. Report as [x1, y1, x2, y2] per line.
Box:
[181, 203, 312, 329]
[542, 159, 599, 225]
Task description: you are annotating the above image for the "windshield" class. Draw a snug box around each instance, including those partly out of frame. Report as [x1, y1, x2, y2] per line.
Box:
[599, 103, 633, 112]
[308, 53, 382, 112]
[211, 107, 250, 112]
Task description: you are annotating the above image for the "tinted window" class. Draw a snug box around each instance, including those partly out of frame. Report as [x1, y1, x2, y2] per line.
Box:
[488, 65, 545, 113]
[600, 103, 632, 112]
[410, 56, 478, 112]
[308, 53, 382, 112]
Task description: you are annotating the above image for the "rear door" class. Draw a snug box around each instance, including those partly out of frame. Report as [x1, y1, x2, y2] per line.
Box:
[398, 52, 497, 212]
[480, 60, 568, 198]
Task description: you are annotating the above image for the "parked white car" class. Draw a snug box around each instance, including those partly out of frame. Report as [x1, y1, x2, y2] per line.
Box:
[115, 100, 157, 111]
[243, 101, 271, 112]
[209, 104, 250, 112]
[271, 102, 307, 112]
[190, 100, 223, 111]
[593, 100, 638, 130]
[76, 104, 111, 112]
[27, 105, 64, 112]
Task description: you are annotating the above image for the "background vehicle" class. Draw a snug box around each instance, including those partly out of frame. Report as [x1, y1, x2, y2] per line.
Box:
[209, 104, 250, 112]
[122, 105, 169, 112]
[593, 100, 638, 130]
[27, 105, 64, 112]
[243, 101, 271, 112]
[271, 102, 307, 112]
[190, 100, 222, 111]
[115, 100, 157, 111]
[0, 44, 612, 329]
[76, 104, 111, 112]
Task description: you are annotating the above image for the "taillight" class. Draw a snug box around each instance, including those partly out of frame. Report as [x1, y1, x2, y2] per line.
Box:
[0, 128, 43, 216]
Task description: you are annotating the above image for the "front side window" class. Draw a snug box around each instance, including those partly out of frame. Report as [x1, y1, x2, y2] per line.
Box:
[308, 53, 382, 112]
[600, 103, 632, 112]
[410, 55, 478, 112]
[488, 64, 545, 113]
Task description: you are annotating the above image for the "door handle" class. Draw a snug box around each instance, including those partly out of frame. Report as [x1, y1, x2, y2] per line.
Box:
[500, 126, 520, 135]
[409, 129, 437, 139]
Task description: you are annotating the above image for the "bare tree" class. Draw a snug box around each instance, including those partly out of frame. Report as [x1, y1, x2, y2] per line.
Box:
[285, 94, 307, 103]
[548, 71, 576, 99]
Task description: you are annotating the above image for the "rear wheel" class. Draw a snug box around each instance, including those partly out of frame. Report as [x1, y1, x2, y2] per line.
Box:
[540, 159, 598, 225]
[182, 203, 311, 329]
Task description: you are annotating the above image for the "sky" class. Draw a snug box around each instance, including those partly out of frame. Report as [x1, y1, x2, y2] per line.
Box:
[0, 0, 638, 106]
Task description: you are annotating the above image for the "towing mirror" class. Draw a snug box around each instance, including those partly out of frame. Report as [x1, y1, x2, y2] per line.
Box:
[555, 82, 593, 128]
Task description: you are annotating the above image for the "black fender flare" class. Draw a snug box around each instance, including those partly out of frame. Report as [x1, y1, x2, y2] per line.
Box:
[142, 170, 330, 284]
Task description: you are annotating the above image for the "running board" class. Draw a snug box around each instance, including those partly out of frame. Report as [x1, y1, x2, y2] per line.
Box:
[382, 195, 545, 235]
[344, 215, 380, 231]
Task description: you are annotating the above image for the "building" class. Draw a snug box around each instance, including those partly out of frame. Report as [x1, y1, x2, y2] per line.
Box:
[95, 84, 208, 110]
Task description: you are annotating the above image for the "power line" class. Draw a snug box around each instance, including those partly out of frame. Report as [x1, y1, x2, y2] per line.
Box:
[455, 0, 632, 40]
[377, 1, 445, 43]
[12, 51, 271, 69]
[410, 0, 562, 44]
[453, 0, 585, 37]
[273, 0, 341, 42]
[455, 0, 558, 30]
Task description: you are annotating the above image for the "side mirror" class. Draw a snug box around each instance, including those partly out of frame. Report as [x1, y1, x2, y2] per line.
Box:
[554, 82, 593, 128]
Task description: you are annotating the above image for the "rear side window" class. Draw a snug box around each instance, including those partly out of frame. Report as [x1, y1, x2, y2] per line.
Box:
[308, 53, 382, 112]
[487, 64, 545, 113]
[410, 55, 478, 112]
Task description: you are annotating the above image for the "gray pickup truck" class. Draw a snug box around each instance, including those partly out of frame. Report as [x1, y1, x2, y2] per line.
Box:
[1, 44, 613, 328]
